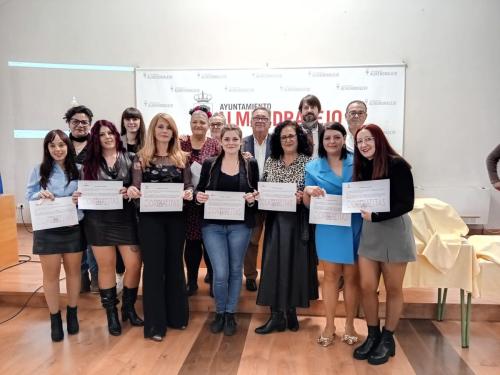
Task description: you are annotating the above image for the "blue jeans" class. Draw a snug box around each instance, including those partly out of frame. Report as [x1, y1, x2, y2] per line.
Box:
[81, 245, 98, 275]
[202, 223, 252, 313]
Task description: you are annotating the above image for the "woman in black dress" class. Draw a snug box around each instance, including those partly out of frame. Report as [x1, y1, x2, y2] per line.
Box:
[255, 120, 318, 334]
[127, 113, 193, 342]
[74, 120, 143, 336]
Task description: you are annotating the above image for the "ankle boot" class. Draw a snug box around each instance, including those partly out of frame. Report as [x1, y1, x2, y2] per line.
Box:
[99, 286, 121, 336]
[255, 309, 286, 334]
[50, 311, 64, 342]
[121, 287, 144, 326]
[224, 313, 237, 336]
[286, 307, 299, 332]
[353, 323, 381, 360]
[210, 312, 225, 333]
[66, 306, 79, 334]
[368, 327, 396, 365]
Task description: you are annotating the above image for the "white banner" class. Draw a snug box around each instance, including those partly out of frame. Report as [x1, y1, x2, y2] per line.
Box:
[135, 65, 406, 153]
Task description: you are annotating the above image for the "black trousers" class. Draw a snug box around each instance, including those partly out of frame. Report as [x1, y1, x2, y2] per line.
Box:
[184, 239, 213, 283]
[139, 212, 189, 338]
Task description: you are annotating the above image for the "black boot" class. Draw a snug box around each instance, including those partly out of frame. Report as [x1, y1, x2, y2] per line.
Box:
[121, 287, 144, 326]
[368, 327, 396, 365]
[255, 309, 286, 334]
[224, 313, 237, 336]
[286, 308, 299, 332]
[66, 305, 79, 335]
[210, 313, 225, 333]
[100, 287, 121, 336]
[50, 311, 64, 342]
[353, 323, 381, 360]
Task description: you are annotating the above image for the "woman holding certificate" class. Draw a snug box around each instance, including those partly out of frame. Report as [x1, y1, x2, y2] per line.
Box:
[195, 126, 259, 336]
[352, 124, 415, 365]
[303, 122, 363, 347]
[26, 130, 85, 342]
[181, 105, 220, 296]
[255, 120, 318, 334]
[75, 120, 143, 336]
[127, 113, 193, 341]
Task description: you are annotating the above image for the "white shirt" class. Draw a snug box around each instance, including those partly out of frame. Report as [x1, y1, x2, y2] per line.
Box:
[346, 132, 355, 153]
[311, 128, 319, 158]
[253, 135, 268, 179]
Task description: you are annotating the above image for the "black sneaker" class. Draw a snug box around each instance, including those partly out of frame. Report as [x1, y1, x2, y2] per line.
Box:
[210, 313, 225, 333]
[224, 313, 237, 336]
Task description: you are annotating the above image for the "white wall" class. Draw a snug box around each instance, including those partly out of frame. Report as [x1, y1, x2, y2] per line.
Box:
[1, 0, 499, 226]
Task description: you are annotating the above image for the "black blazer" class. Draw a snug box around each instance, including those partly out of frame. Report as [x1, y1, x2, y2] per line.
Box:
[195, 155, 259, 227]
[242, 135, 272, 160]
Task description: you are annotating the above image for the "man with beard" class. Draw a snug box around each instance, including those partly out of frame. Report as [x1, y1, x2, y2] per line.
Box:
[64, 105, 98, 293]
[344, 100, 368, 152]
[298, 95, 324, 158]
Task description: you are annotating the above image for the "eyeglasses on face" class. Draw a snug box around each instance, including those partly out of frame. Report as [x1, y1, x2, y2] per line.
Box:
[356, 136, 375, 146]
[70, 118, 90, 126]
[253, 116, 270, 123]
[210, 122, 224, 129]
[348, 110, 366, 117]
[280, 134, 297, 142]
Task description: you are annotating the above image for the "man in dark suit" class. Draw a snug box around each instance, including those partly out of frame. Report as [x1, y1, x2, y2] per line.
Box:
[242, 106, 272, 291]
[298, 94, 324, 158]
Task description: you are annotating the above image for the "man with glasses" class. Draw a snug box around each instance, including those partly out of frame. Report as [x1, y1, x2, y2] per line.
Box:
[64, 105, 93, 164]
[241, 107, 272, 291]
[345, 100, 368, 152]
[63, 105, 98, 293]
[298, 94, 324, 158]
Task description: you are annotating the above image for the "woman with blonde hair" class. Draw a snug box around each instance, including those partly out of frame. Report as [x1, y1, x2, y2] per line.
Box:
[128, 113, 193, 342]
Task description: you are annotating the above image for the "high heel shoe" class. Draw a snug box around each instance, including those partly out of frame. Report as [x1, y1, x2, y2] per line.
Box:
[121, 287, 144, 326]
[317, 333, 335, 347]
[341, 333, 359, 345]
[50, 311, 64, 342]
[66, 305, 79, 335]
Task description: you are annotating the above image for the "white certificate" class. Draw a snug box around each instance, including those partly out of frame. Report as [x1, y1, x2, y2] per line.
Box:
[29, 196, 79, 231]
[257, 182, 296, 212]
[190, 161, 202, 189]
[140, 183, 184, 212]
[204, 190, 245, 221]
[77, 180, 123, 210]
[342, 179, 390, 213]
[309, 194, 351, 226]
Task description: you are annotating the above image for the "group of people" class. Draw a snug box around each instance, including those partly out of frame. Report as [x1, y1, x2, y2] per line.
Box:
[26, 94, 416, 366]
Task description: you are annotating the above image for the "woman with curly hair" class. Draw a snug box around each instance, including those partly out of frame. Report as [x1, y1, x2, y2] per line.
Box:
[255, 120, 318, 334]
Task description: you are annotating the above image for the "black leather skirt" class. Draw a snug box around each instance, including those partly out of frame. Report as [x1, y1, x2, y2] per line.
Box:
[33, 224, 86, 255]
[83, 200, 138, 246]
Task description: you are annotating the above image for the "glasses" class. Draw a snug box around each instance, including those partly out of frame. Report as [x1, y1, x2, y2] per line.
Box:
[253, 116, 270, 123]
[280, 134, 297, 142]
[210, 122, 223, 129]
[348, 110, 366, 117]
[70, 118, 90, 126]
[356, 137, 375, 146]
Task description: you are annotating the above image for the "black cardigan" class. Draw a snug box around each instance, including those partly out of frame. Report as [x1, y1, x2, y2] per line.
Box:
[195, 155, 259, 228]
[360, 157, 414, 222]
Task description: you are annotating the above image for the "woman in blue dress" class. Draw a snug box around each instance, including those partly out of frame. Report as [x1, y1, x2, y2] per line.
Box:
[303, 122, 362, 347]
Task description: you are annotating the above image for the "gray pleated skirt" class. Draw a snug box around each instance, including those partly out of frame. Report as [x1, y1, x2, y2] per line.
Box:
[358, 214, 416, 263]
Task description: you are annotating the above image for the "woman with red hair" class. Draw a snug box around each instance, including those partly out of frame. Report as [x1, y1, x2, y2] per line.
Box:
[352, 124, 416, 365]
[73, 120, 143, 336]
